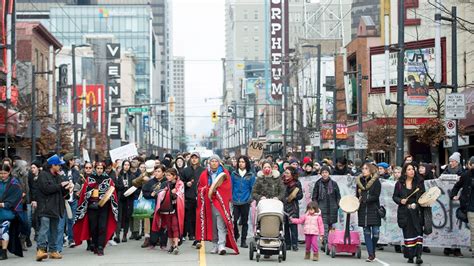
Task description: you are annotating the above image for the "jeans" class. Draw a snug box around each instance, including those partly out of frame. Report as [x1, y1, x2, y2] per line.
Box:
[211, 206, 227, 249]
[363, 226, 380, 256]
[284, 216, 298, 247]
[56, 214, 66, 252]
[37, 217, 59, 252]
[232, 203, 250, 243]
[67, 200, 78, 241]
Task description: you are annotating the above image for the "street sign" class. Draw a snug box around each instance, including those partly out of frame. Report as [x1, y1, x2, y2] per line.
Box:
[445, 120, 456, 137]
[127, 107, 149, 113]
[445, 93, 466, 119]
[309, 131, 321, 147]
[444, 135, 469, 147]
[354, 132, 368, 150]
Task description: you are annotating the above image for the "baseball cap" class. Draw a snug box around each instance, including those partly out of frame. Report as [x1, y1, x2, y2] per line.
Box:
[47, 154, 65, 166]
[63, 153, 75, 162]
[145, 160, 155, 173]
[191, 152, 200, 158]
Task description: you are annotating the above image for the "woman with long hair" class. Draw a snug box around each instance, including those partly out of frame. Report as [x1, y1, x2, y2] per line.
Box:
[356, 163, 382, 262]
[282, 166, 303, 251]
[393, 162, 425, 264]
[114, 160, 134, 243]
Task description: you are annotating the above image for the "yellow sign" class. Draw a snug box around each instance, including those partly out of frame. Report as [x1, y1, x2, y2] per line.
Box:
[79, 91, 97, 106]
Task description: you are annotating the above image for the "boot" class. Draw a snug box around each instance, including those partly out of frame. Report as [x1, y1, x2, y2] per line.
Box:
[20, 235, 28, 251]
[304, 251, 310, 260]
[49, 251, 63, 259]
[313, 252, 319, 261]
[122, 231, 128, 243]
[130, 231, 138, 240]
[0, 249, 7, 260]
[141, 237, 150, 248]
[36, 248, 48, 261]
[113, 235, 121, 244]
[240, 239, 248, 248]
[26, 237, 32, 248]
[97, 247, 104, 256]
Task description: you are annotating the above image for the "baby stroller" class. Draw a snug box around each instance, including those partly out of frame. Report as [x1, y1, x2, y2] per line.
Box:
[249, 199, 286, 262]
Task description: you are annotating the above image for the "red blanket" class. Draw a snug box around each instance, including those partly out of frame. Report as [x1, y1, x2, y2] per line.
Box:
[195, 168, 239, 254]
[152, 179, 185, 236]
[73, 176, 118, 248]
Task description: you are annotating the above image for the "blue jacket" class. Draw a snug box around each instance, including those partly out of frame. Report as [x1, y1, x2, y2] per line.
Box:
[231, 170, 256, 205]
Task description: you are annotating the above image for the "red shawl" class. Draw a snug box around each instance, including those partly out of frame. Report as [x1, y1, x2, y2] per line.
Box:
[73, 176, 118, 248]
[152, 179, 185, 236]
[195, 167, 239, 254]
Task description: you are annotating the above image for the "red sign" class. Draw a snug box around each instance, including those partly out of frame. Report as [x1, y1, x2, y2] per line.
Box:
[75, 84, 105, 124]
[0, 85, 18, 106]
[321, 123, 348, 140]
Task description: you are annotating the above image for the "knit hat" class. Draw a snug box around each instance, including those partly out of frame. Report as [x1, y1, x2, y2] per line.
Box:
[302, 156, 312, 165]
[449, 152, 461, 163]
[354, 158, 362, 167]
[289, 159, 299, 165]
[320, 165, 331, 174]
[208, 154, 221, 162]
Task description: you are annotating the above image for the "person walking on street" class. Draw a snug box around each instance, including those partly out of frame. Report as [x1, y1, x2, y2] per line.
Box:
[61, 153, 81, 248]
[356, 163, 382, 262]
[182, 152, 205, 246]
[450, 156, 474, 258]
[311, 165, 341, 250]
[442, 152, 464, 257]
[195, 155, 239, 255]
[231, 155, 256, 248]
[393, 162, 426, 264]
[36, 155, 73, 261]
[290, 201, 325, 261]
[252, 161, 285, 202]
[115, 160, 134, 243]
[0, 163, 23, 260]
[28, 161, 41, 243]
[282, 166, 303, 251]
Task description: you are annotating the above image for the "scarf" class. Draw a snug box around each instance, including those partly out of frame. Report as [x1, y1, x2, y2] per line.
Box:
[282, 176, 297, 189]
[318, 178, 333, 200]
[207, 165, 224, 185]
[238, 169, 247, 177]
[356, 174, 379, 194]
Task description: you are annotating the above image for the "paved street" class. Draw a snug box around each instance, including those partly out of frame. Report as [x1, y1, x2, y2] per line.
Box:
[6, 239, 473, 266]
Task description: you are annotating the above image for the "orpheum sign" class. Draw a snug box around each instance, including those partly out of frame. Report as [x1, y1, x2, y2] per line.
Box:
[270, 0, 283, 100]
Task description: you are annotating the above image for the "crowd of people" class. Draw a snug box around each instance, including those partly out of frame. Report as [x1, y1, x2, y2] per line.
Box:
[0, 150, 473, 264]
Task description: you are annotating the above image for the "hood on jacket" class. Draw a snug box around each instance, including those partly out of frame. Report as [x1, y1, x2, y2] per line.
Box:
[257, 169, 280, 179]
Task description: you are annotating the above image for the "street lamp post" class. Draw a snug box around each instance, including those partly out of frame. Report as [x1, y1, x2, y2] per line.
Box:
[72, 44, 90, 158]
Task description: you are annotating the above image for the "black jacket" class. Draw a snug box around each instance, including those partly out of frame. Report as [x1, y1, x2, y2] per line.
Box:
[283, 181, 303, 218]
[356, 174, 382, 227]
[142, 177, 167, 200]
[36, 169, 69, 219]
[312, 178, 341, 225]
[116, 170, 135, 200]
[182, 165, 205, 200]
[28, 171, 40, 203]
[451, 169, 474, 212]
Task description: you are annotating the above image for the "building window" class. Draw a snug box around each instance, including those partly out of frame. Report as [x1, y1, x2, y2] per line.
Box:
[243, 10, 248, 20]
[254, 10, 258, 20]
[254, 26, 258, 32]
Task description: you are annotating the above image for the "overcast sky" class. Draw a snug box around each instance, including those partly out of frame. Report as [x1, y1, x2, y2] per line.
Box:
[173, 0, 225, 149]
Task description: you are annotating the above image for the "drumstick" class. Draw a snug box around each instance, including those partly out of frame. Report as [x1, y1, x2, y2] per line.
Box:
[404, 188, 420, 201]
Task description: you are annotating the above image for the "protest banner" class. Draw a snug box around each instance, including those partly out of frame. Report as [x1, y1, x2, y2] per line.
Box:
[248, 175, 470, 248]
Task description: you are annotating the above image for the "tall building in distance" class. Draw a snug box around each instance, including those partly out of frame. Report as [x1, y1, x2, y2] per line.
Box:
[172, 56, 186, 151]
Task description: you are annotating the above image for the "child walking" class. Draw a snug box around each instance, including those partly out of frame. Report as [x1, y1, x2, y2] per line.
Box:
[290, 201, 324, 261]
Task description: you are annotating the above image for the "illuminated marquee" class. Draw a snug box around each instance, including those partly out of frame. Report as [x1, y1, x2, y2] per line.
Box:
[270, 0, 283, 99]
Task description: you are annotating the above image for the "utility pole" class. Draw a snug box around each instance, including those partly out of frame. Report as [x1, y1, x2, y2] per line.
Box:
[357, 64, 365, 160]
[450, 6, 458, 152]
[72, 45, 78, 157]
[315, 45, 322, 161]
[31, 66, 36, 163]
[4, 10, 13, 158]
[395, 0, 406, 166]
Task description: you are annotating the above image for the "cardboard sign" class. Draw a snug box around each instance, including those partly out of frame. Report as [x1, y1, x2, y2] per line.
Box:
[247, 141, 264, 159]
[109, 143, 138, 161]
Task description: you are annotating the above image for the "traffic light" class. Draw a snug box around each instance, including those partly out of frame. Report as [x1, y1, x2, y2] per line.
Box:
[211, 111, 218, 123]
[58, 64, 68, 88]
[169, 96, 175, 112]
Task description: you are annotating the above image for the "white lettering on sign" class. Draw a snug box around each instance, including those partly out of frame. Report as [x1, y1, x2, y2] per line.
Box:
[109, 84, 121, 98]
[270, 0, 283, 99]
[107, 65, 120, 77]
[445, 93, 466, 119]
[106, 43, 120, 59]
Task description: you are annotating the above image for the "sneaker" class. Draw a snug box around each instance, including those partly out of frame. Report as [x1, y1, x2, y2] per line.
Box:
[173, 247, 179, 255]
[196, 242, 202, 249]
[68, 240, 76, 248]
[167, 246, 175, 254]
[210, 246, 218, 254]
[366, 255, 375, 262]
[408, 258, 414, 263]
[292, 245, 299, 251]
[192, 240, 198, 247]
[108, 240, 118, 246]
[97, 248, 104, 256]
[415, 257, 423, 264]
[218, 248, 226, 255]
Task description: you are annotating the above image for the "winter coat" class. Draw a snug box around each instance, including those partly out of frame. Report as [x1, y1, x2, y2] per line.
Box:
[333, 166, 350, 175]
[356, 174, 382, 227]
[0, 177, 22, 222]
[290, 211, 324, 235]
[312, 178, 341, 225]
[231, 170, 256, 205]
[283, 180, 303, 218]
[28, 171, 40, 203]
[181, 164, 205, 201]
[116, 170, 135, 201]
[252, 170, 285, 202]
[443, 166, 464, 176]
[36, 169, 69, 219]
[451, 168, 474, 212]
[142, 177, 167, 200]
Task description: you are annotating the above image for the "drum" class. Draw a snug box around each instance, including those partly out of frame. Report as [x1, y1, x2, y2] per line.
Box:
[208, 172, 227, 199]
[124, 186, 138, 197]
[339, 195, 360, 213]
[99, 186, 115, 207]
[418, 187, 441, 207]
